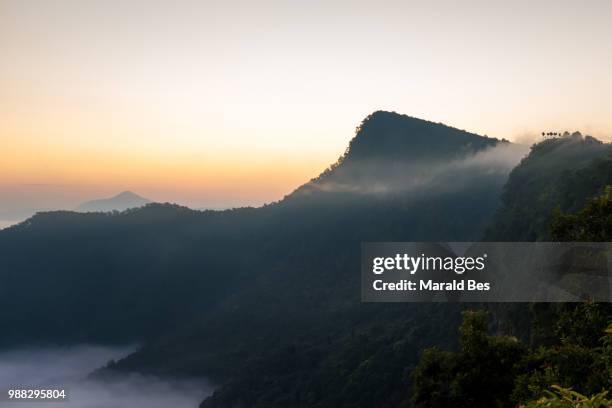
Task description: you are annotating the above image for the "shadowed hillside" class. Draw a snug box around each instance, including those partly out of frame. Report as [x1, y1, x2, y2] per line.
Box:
[193, 132, 612, 408]
[485, 132, 612, 241]
[5, 112, 610, 408]
[287, 111, 515, 200]
[0, 111, 514, 349]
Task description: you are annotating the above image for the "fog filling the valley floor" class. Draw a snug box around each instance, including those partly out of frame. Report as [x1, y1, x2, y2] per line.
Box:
[0, 345, 213, 408]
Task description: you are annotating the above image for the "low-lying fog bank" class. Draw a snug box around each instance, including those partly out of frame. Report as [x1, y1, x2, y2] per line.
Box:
[0, 345, 213, 407]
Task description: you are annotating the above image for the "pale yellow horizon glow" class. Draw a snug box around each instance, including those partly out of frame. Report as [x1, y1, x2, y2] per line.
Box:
[1, 0, 612, 210]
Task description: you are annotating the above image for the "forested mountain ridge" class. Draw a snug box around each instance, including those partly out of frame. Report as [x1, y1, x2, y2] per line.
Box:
[0, 111, 511, 359]
[285, 111, 505, 200]
[190, 133, 612, 407]
[485, 132, 612, 241]
[1, 112, 610, 407]
[90, 112, 516, 386]
[403, 134, 612, 408]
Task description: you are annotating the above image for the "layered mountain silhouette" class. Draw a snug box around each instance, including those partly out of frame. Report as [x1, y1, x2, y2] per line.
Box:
[76, 191, 152, 212]
[0, 111, 512, 344]
[0, 191, 152, 229]
[0, 111, 610, 408]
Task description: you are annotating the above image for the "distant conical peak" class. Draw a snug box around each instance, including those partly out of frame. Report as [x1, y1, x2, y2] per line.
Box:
[76, 191, 152, 213]
[115, 191, 141, 199]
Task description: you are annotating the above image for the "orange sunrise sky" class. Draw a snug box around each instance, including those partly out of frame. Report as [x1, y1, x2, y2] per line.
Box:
[1, 0, 612, 211]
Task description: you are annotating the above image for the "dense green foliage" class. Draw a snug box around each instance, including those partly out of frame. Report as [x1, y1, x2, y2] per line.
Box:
[525, 385, 610, 408]
[199, 305, 462, 408]
[550, 186, 612, 241]
[411, 305, 612, 408]
[410, 310, 528, 408]
[411, 184, 612, 408]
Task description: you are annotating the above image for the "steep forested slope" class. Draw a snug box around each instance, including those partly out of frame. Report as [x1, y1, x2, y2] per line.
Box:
[196, 134, 612, 408]
[485, 133, 612, 241]
[403, 135, 612, 408]
[409, 188, 612, 408]
[99, 113, 523, 407]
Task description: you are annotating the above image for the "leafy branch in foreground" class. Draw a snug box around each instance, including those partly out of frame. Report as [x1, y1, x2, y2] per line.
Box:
[524, 385, 610, 408]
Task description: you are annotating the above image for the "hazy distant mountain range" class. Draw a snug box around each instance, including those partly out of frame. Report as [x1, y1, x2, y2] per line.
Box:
[0, 191, 153, 229]
[0, 208, 55, 222]
[75, 191, 152, 213]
